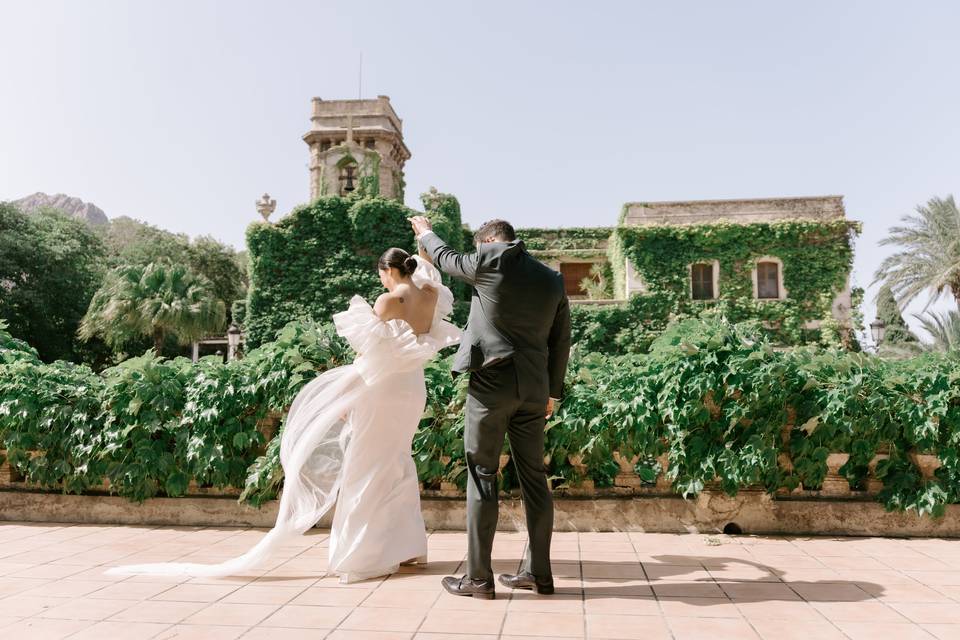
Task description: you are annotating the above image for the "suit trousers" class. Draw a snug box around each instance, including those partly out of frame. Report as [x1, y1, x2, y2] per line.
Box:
[464, 358, 553, 582]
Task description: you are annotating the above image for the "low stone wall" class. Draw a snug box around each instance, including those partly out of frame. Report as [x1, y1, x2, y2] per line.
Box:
[2, 488, 957, 537]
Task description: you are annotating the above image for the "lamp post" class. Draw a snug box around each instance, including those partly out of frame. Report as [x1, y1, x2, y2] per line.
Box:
[870, 319, 886, 348]
[227, 323, 242, 361]
[256, 193, 277, 223]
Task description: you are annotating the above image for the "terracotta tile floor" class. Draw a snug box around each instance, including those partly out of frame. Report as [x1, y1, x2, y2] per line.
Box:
[1, 522, 959, 639]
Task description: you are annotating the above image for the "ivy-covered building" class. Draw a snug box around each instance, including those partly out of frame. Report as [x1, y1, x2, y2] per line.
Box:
[523, 195, 861, 347]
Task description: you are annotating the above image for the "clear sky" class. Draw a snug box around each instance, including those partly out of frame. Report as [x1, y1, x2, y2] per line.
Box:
[2, 1, 958, 337]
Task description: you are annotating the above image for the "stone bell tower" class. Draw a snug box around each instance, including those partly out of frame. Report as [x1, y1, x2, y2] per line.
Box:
[303, 95, 411, 202]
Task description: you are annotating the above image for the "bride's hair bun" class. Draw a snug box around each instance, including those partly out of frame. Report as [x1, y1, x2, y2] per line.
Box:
[378, 247, 418, 278]
[403, 256, 418, 276]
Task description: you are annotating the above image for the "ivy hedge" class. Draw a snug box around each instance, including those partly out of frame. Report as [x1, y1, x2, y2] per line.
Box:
[569, 294, 674, 354]
[243, 192, 465, 348]
[3, 316, 959, 517]
[0, 317, 349, 501]
[556, 318, 960, 517]
[516, 227, 612, 256]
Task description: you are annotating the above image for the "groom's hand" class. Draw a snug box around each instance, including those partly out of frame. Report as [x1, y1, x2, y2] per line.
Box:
[545, 398, 556, 420]
[408, 216, 433, 237]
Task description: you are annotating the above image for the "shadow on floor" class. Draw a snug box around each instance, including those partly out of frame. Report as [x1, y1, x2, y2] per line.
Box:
[254, 554, 883, 605]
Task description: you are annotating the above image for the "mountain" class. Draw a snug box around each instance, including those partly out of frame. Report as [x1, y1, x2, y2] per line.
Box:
[12, 192, 110, 227]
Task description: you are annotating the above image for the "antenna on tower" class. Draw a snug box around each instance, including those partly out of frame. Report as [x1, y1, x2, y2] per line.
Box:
[358, 52, 363, 99]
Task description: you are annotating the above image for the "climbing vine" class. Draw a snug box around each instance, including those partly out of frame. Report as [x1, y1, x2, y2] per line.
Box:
[516, 227, 613, 252]
[601, 219, 862, 347]
[243, 194, 467, 348]
[515, 220, 860, 350]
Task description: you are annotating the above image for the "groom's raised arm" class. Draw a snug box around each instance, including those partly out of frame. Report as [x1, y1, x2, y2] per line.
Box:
[415, 227, 480, 285]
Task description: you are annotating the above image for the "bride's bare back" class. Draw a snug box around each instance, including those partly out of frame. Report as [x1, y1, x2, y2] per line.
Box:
[374, 282, 439, 335]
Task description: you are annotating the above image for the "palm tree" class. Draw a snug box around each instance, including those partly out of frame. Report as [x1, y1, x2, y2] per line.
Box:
[913, 310, 960, 353]
[579, 263, 614, 300]
[874, 195, 960, 309]
[79, 260, 225, 355]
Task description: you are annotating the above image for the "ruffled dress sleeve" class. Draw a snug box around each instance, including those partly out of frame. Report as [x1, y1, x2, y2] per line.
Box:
[332, 257, 461, 386]
[409, 255, 462, 352]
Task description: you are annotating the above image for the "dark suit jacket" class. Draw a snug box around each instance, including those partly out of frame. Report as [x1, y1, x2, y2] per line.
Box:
[419, 231, 572, 401]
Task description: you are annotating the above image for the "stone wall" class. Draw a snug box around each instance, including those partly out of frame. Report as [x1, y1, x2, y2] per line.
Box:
[623, 195, 846, 226]
[3, 489, 958, 537]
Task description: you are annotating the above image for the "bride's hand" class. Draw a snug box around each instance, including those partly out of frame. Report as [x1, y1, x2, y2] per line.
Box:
[408, 215, 433, 237]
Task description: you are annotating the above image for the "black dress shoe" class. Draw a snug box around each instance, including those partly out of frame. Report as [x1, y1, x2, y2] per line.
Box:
[441, 575, 496, 599]
[498, 571, 555, 594]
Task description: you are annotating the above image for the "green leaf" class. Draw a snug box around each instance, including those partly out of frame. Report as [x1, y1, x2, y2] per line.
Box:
[165, 471, 189, 497]
[637, 466, 658, 484]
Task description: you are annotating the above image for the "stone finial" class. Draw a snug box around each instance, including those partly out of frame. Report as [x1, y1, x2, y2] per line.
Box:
[256, 193, 277, 223]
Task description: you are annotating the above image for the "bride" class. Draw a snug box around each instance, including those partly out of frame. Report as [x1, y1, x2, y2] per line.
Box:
[104, 248, 461, 583]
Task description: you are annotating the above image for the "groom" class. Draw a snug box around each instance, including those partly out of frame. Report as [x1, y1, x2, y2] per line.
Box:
[409, 216, 571, 600]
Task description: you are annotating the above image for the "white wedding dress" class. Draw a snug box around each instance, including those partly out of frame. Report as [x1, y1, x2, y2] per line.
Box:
[104, 256, 460, 582]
